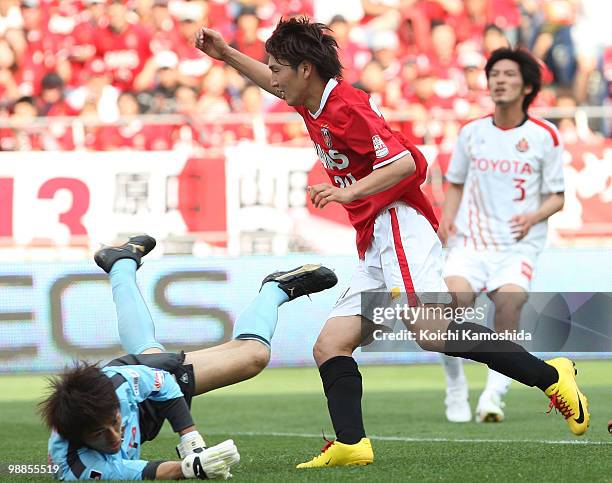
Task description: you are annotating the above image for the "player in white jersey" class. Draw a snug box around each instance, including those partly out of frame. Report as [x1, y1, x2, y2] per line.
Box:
[438, 48, 565, 423]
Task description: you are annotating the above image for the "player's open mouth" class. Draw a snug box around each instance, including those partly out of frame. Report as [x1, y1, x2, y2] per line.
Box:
[279, 90, 286, 99]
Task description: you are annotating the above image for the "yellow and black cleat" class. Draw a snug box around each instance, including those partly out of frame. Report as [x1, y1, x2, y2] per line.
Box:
[296, 437, 373, 468]
[544, 358, 590, 436]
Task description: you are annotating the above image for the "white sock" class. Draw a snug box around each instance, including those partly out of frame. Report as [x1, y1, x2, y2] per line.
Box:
[484, 369, 512, 397]
[442, 354, 467, 393]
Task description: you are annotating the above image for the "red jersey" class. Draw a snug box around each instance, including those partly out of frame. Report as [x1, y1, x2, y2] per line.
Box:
[95, 23, 152, 91]
[294, 79, 438, 258]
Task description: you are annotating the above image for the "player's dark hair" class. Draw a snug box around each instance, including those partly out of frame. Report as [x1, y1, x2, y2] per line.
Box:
[485, 47, 541, 112]
[265, 16, 343, 80]
[38, 361, 119, 443]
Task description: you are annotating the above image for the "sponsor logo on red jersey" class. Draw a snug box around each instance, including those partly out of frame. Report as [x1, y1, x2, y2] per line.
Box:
[372, 134, 389, 158]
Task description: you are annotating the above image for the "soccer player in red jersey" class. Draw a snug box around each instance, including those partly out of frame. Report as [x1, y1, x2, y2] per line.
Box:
[195, 17, 589, 468]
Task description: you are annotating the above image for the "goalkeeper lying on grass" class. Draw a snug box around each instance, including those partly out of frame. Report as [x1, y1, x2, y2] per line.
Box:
[39, 235, 337, 480]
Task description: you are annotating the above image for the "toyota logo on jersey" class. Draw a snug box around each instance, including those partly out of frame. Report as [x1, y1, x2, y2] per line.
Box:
[321, 127, 333, 148]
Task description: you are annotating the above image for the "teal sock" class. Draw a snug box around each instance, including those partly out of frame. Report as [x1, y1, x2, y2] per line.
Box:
[109, 259, 164, 354]
[233, 282, 289, 347]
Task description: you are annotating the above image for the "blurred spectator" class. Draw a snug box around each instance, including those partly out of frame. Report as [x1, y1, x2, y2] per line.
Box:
[224, 64, 249, 103]
[531, 0, 576, 90]
[0, 0, 23, 36]
[95, 0, 152, 91]
[451, 0, 520, 45]
[231, 6, 266, 63]
[452, 0, 492, 44]
[427, 21, 459, 77]
[555, 93, 603, 143]
[0, 96, 44, 150]
[453, 50, 490, 118]
[0, 39, 19, 104]
[571, 0, 612, 105]
[396, 2, 432, 57]
[75, 97, 105, 151]
[197, 65, 231, 115]
[68, 0, 107, 87]
[67, 58, 120, 122]
[172, 84, 203, 150]
[225, 83, 263, 142]
[399, 54, 419, 98]
[97, 91, 146, 150]
[604, 46, 612, 136]
[482, 23, 510, 56]
[360, 0, 402, 33]
[490, 0, 521, 44]
[136, 51, 181, 113]
[555, 94, 579, 143]
[16, 0, 72, 96]
[0, 0, 607, 153]
[353, 60, 386, 106]
[416, 0, 463, 26]
[426, 21, 463, 100]
[176, 84, 200, 117]
[133, 0, 155, 28]
[369, 30, 401, 80]
[403, 64, 450, 143]
[37, 72, 76, 117]
[174, 83, 226, 150]
[167, 1, 213, 87]
[328, 15, 370, 85]
[147, 0, 177, 53]
[265, 98, 309, 145]
[38, 72, 77, 150]
[97, 91, 174, 150]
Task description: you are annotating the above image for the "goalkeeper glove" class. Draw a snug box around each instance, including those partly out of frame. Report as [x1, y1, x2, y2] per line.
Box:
[181, 439, 240, 480]
[176, 430, 207, 459]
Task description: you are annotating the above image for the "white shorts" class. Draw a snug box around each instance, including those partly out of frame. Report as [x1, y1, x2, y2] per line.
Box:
[443, 245, 539, 293]
[328, 203, 448, 319]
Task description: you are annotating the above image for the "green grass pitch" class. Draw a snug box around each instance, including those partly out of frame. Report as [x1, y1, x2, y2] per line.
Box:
[1, 361, 611, 482]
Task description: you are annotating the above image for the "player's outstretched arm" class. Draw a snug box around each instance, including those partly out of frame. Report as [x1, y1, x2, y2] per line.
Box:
[194, 27, 279, 98]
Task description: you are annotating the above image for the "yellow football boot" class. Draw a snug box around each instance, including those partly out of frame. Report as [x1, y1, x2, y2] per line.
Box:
[544, 358, 589, 435]
[296, 437, 373, 468]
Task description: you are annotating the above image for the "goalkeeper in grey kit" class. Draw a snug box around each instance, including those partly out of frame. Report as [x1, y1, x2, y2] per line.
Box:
[40, 235, 338, 480]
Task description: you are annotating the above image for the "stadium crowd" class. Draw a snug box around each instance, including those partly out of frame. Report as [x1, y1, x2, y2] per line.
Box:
[0, 0, 610, 151]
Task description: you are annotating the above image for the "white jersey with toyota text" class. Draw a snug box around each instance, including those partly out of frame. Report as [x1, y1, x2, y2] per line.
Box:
[446, 115, 564, 252]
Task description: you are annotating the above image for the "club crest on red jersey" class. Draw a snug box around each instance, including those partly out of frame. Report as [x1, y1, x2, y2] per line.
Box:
[372, 134, 389, 158]
[516, 138, 529, 153]
[321, 126, 333, 148]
